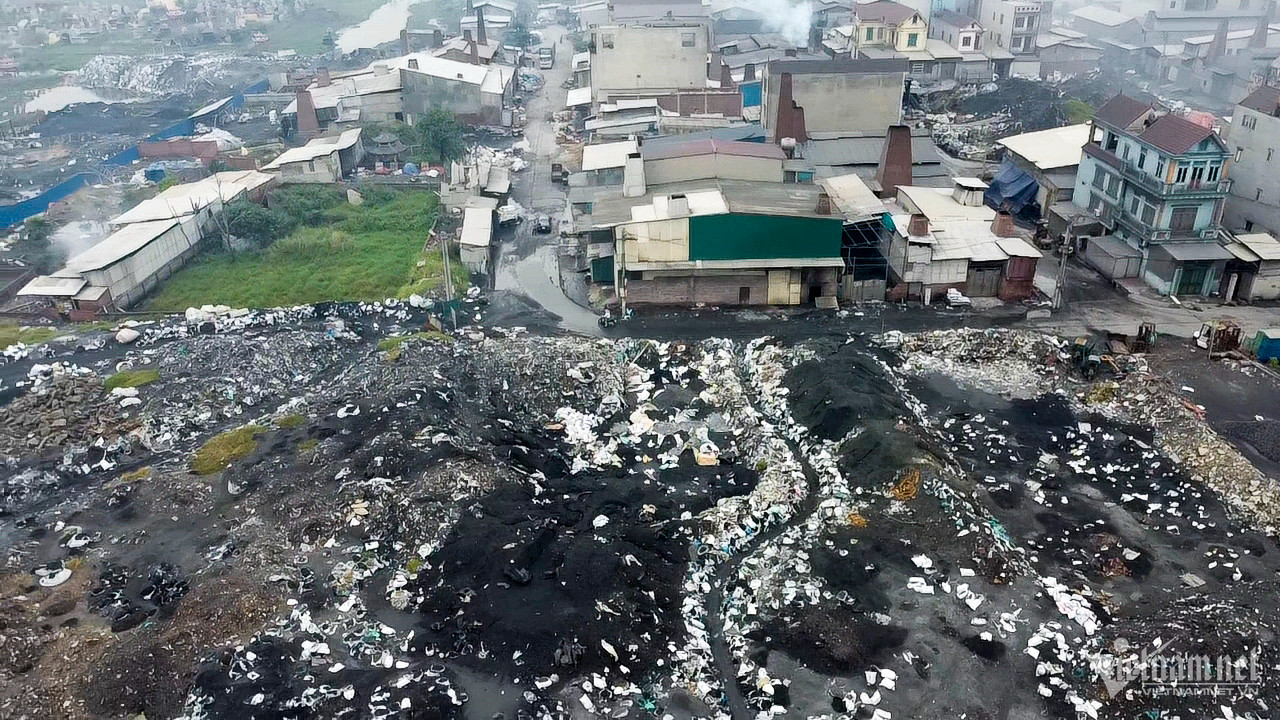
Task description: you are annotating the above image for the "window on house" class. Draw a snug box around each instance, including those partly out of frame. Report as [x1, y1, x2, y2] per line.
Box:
[1242, 115, 1257, 130]
[308, 160, 316, 172]
[878, 27, 885, 39]
[1207, 164, 1221, 182]
[961, 35, 972, 48]
[681, 31, 696, 47]
[1235, 147, 1244, 162]
[910, 61, 926, 73]
[907, 32, 918, 47]
[866, 26, 875, 40]
[1170, 206, 1197, 231]
[1156, 158, 1166, 177]
[1190, 164, 1205, 185]
[1092, 167, 1107, 190]
[601, 33, 614, 48]
[1015, 16, 1025, 27]
[1000, 13, 1005, 23]
[1107, 174, 1121, 198]
[1269, 148, 1275, 161]
[1245, 219, 1255, 230]
[1257, 187, 1264, 201]
[1122, 143, 1131, 160]
[1141, 203, 1157, 225]
[1105, 132, 1118, 152]
[1138, 149, 1147, 169]
[1130, 196, 1140, 214]
[1175, 165, 1188, 183]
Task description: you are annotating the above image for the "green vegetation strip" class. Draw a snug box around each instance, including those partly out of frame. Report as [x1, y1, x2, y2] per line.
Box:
[190, 425, 267, 475]
[0, 324, 55, 348]
[147, 190, 468, 311]
[104, 369, 160, 390]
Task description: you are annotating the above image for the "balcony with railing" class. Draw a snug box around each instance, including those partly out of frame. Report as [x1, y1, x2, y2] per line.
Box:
[1121, 159, 1230, 197]
[1113, 211, 1221, 243]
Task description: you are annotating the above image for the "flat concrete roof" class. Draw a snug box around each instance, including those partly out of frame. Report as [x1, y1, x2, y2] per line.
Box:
[997, 124, 1091, 171]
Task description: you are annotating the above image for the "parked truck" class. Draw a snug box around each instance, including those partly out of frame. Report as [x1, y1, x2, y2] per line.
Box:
[538, 45, 554, 69]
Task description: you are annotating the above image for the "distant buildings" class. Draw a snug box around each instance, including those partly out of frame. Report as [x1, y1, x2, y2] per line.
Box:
[1222, 85, 1280, 233]
[262, 129, 365, 184]
[1073, 94, 1233, 295]
[589, 24, 711, 102]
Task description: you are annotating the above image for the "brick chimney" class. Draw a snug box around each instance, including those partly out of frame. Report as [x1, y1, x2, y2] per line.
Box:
[315, 67, 331, 87]
[720, 62, 733, 88]
[877, 125, 913, 199]
[784, 48, 797, 57]
[408, 57, 419, 70]
[815, 190, 831, 215]
[476, 6, 487, 46]
[743, 62, 756, 81]
[1208, 18, 1230, 58]
[432, 28, 443, 48]
[400, 29, 410, 54]
[471, 37, 480, 64]
[1250, 0, 1274, 48]
[464, 28, 472, 43]
[908, 213, 928, 236]
[295, 90, 319, 138]
[991, 210, 1016, 238]
[774, 72, 808, 144]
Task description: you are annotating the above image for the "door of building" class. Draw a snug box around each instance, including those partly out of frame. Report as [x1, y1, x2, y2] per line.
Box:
[967, 263, 1003, 296]
[1176, 262, 1210, 295]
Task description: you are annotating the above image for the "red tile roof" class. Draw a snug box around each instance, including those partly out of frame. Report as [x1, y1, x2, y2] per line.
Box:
[1239, 85, 1280, 115]
[1093, 93, 1159, 129]
[1137, 114, 1217, 155]
[855, 0, 920, 25]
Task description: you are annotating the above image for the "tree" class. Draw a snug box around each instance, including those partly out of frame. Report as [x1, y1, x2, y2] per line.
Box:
[414, 108, 465, 166]
[13, 216, 60, 274]
[322, 30, 336, 50]
[224, 202, 295, 248]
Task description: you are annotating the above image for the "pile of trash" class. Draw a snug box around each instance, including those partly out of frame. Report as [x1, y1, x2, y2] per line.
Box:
[75, 53, 271, 96]
[2, 322, 1280, 720]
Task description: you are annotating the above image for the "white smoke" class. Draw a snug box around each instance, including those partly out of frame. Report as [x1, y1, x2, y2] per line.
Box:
[755, 0, 815, 47]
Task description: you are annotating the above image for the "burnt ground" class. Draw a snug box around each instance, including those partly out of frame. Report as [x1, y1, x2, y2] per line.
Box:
[1, 314, 1278, 720]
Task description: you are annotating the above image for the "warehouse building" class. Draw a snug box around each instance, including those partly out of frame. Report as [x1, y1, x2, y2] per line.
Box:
[263, 129, 365, 184]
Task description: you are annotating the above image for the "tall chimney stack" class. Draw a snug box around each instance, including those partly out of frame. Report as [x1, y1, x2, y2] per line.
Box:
[476, 6, 487, 46]
[1250, 0, 1274, 48]
[815, 191, 831, 215]
[743, 62, 755, 81]
[295, 90, 319, 138]
[877, 125, 913, 199]
[623, 152, 646, 198]
[315, 67, 331, 87]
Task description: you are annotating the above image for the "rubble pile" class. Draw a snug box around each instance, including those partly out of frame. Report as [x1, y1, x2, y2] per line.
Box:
[1, 321, 1278, 719]
[0, 371, 125, 455]
[75, 54, 271, 97]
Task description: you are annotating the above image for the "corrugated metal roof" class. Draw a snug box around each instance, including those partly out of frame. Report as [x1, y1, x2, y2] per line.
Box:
[582, 140, 637, 171]
[800, 134, 941, 166]
[997, 124, 1090, 170]
[819, 173, 884, 221]
[65, 219, 183, 272]
[1160, 241, 1234, 261]
[17, 275, 86, 297]
[263, 128, 363, 169]
[1236, 232, 1280, 260]
[566, 86, 593, 107]
[111, 171, 275, 225]
[643, 138, 785, 161]
[460, 205, 494, 247]
[1070, 5, 1134, 26]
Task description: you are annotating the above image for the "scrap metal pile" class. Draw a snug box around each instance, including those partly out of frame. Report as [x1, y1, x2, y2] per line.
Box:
[1, 318, 1278, 719]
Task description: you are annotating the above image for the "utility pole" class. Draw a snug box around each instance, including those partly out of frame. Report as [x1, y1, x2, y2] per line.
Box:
[1052, 217, 1079, 310]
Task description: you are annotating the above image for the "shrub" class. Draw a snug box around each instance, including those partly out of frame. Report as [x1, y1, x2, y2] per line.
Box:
[104, 369, 160, 390]
[190, 425, 266, 475]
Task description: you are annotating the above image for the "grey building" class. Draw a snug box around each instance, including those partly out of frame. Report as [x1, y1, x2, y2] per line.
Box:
[760, 58, 907, 142]
[1223, 85, 1280, 233]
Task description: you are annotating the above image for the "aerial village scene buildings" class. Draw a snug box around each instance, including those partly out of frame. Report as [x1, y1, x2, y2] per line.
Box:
[4, 0, 1280, 719]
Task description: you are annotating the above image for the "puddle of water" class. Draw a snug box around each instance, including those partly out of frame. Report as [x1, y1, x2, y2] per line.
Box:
[337, 0, 428, 53]
[25, 86, 135, 114]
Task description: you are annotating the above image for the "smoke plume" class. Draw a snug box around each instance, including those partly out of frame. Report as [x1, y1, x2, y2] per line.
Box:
[756, 0, 814, 46]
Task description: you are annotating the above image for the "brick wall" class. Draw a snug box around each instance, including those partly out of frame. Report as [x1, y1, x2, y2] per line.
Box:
[627, 273, 770, 305]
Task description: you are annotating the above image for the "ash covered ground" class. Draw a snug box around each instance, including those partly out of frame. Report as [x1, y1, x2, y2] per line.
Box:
[2, 308, 1279, 720]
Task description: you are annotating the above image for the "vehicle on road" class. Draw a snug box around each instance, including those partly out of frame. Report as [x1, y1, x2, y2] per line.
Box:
[534, 214, 552, 233]
[539, 46, 554, 69]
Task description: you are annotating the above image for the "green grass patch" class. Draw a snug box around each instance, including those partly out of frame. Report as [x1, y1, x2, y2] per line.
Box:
[190, 425, 266, 475]
[297, 438, 319, 454]
[146, 191, 464, 310]
[1064, 98, 1095, 125]
[276, 413, 306, 429]
[0, 323, 56, 348]
[378, 331, 453, 362]
[104, 369, 160, 390]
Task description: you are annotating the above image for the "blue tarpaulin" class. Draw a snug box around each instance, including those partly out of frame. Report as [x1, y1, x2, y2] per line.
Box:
[984, 158, 1041, 225]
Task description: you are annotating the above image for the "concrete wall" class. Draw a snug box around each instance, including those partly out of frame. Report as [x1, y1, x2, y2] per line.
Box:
[277, 151, 343, 183]
[400, 69, 486, 122]
[762, 68, 904, 140]
[1224, 108, 1280, 233]
[591, 25, 710, 101]
[644, 153, 783, 184]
